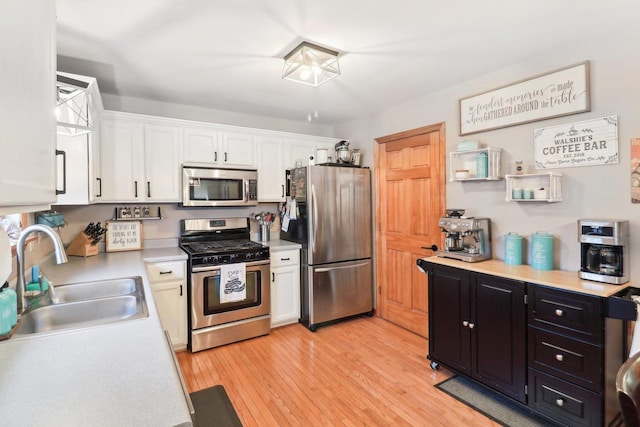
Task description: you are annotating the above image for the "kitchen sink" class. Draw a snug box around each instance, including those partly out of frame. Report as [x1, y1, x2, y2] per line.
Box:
[13, 276, 148, 337]
[53, 277, 139, 303]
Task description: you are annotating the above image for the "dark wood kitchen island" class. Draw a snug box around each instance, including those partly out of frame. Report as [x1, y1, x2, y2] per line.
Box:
[417, 256, 635, 427]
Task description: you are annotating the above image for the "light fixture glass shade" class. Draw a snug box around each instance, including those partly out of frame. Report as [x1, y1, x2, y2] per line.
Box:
[282, 42, 340, 86]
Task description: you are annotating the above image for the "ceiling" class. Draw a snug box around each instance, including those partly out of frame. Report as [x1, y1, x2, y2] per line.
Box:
[56, 0, 637, 126]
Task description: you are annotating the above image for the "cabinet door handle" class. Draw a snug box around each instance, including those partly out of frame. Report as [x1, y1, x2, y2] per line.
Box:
[55, 149, 67, 195]
[280, 257, 290, 261]
[462, 320, 469, 327]
[281, 184, 285, 198]
[134, 180, 138, 197]
[555, 309, 564, 317]
[214, 152, 218, 162]
[96, 177, 102, 197]
[180, 285, 183, 296]
[159, 270, 173, 275]
[555, 398, 564, 407]
[555, 354, 564, 362]
[272, 272, 275, 282]
[224, 152, 228, 162]
[468, 322, 475, 329]
[147, 181, 151, 198]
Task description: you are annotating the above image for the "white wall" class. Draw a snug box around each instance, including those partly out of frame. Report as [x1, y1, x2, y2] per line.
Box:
[101, 93, 335, 137]
[335, 37, 640, 280]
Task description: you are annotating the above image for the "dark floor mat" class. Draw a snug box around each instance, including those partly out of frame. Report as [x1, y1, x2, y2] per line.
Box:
[190, 385, 243, 427]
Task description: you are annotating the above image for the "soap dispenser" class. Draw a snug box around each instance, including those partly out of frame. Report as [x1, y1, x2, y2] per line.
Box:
[2, 282, 17, 327]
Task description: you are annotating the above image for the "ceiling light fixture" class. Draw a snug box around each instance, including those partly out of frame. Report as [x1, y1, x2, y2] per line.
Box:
[282, 41, 340, 87]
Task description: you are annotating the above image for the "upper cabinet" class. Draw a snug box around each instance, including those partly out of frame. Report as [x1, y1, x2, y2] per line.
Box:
[0, 0, 57, 213]
[99, 113, 183, 203]
[183, 127, 256, 168]
[256, 136, 286, 202]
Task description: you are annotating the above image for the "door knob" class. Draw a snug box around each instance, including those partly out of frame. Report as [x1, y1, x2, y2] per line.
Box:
[421, 245, 438, 251]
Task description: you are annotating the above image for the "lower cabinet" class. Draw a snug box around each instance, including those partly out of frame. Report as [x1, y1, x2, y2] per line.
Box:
[270, 248, 300, 328]
[428, 264, 527, 403]
[146, 260, 188, 349]
[422, 260, 625, 426]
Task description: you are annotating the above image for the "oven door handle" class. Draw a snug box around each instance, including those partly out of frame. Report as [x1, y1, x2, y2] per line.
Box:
[315, 262, 369, 273]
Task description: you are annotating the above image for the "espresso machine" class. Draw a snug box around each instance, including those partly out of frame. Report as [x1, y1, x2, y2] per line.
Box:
[436, 209, 492, 262]
[578, 219, 629, 284]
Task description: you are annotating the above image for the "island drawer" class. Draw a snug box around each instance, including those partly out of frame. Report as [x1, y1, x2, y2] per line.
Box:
[528, 368, 601, 427]
[528, 285, 603, 344]
[528, 327, 602, 392]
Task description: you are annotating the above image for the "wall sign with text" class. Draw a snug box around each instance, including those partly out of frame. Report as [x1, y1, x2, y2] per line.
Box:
[534, 116, 618, 170]
[459, 61, 590, 135]
[106, 220, 143, 252]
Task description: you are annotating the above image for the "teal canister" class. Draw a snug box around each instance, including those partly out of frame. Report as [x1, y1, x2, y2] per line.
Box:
[2, 282, 17, 327]
[531, 231, 554, 270]
[504, 233, 523, 265]
[476, 152, 488, 178]
[0, 286, 11, 335]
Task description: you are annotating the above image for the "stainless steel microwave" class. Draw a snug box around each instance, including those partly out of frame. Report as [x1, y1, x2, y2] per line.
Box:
[182, 164, 258, 207]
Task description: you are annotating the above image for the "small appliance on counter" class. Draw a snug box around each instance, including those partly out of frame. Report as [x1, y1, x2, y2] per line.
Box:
[578, 219, 629, 284]
[436, 209, 492, 262]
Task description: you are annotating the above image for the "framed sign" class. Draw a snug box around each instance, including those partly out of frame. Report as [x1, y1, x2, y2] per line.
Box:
[534, 116, 618, 169]
[106, 220, 143, 252]
[459, 61, 590, 135]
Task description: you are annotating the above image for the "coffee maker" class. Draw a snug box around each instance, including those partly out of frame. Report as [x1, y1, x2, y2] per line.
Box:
[436, 209, 492, 262]
[578, 219, 629, 284]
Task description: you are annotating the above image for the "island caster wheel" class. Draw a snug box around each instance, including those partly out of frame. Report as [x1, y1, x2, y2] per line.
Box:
[365, 311, 374, 317]
[308, 324, 317, 332]
[430, 361, 440, 371]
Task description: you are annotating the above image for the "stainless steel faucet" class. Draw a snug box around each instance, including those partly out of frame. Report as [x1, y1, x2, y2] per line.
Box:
[16, 224, 68, 313]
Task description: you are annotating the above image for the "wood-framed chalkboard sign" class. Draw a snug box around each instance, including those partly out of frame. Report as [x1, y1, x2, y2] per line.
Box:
[106, 220, 143, 252]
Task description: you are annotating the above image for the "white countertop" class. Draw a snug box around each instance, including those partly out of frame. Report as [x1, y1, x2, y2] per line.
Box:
[419, 256, 634, 298]
[0, 247, 192, 427]
[259, 239, 302, 251]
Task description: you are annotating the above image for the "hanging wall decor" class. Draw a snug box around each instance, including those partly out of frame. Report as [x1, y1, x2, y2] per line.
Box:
[459, 61, 590, 136]
[533, 116, 618, 169]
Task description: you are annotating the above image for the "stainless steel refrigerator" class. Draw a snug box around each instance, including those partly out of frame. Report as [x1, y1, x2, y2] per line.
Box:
[282, 164, 373, 331]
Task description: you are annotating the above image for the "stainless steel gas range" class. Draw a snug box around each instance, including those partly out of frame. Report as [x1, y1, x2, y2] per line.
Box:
[180, 218, 270, 352]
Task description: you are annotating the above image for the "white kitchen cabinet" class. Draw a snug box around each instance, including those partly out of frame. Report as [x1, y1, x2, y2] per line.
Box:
[99, 115, 143, 202]
[183, 127, 219, 163]
[143, 124, 182, 202]
[100, 113, 182, 202]
[285, 139, 317, 169]
[256, 136, 286, 202]
[220, 131, 257, 167]
[183, 127, 256, 168]
[0, 0, 56, 213]
[270, 248, 300, 328]
[146, 260, 187, 349]
[56, 132, 102, 205]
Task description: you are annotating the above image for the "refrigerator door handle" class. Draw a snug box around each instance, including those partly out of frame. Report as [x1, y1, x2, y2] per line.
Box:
[311, 184, 318, 252]
[315, 262, 370, 273]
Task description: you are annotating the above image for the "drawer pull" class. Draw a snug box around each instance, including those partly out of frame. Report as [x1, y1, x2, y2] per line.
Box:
[462, 320, 469, 327]
[555, 354, 564, 362]
[555, 309, 564, 317]
[160, 271, 173, 275]
[280, 257, 291, 261]
[555, 398, 564, 407]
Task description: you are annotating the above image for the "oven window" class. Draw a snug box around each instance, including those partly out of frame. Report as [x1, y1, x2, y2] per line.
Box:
[203, 270, 261, 314]
[190, 178, 244, 201]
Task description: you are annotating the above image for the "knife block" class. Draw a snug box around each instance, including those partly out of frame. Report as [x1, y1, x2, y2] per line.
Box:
[66, 232, 99, 257]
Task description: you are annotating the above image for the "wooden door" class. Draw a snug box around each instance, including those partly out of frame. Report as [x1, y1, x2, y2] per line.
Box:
[375, 123, 445, 337]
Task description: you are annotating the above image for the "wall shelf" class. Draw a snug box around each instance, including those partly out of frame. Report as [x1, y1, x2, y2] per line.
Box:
[449, 147, 502, 182]
[111, 206, 163, 220]
[505, 172, 563, 202]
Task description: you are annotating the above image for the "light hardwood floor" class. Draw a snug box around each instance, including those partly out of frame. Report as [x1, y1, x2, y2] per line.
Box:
[177, 316, 499, 426]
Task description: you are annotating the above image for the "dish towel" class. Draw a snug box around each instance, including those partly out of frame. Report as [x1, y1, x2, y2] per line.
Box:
[220, 263, 247, 304]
